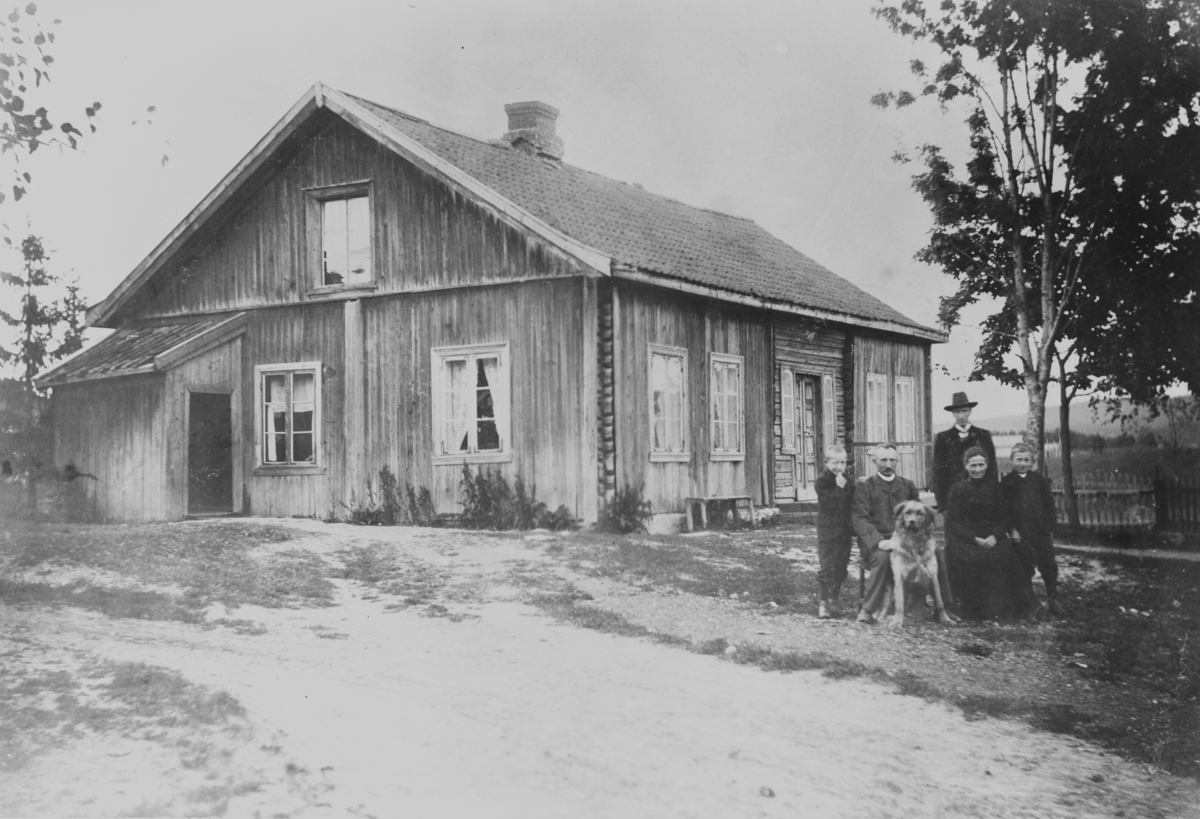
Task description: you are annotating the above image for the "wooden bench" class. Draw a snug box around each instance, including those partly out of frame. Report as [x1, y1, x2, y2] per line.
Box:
[683, 496, 756, 532]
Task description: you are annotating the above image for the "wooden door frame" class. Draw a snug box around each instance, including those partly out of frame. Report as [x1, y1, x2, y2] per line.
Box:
[780, 363, 826, 501]
[185, 386, 238, 516]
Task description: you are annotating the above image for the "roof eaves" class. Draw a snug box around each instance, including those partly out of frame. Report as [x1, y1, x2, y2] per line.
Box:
[36, 362, 157, 389]
[32, 333, 113, 389]
[613, 265, 947, 342]
[36, 313, 251, 389]
[88, 85, 326, 329]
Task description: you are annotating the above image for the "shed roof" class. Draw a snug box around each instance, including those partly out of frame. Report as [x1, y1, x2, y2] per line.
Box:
[35, 314, 247, 387]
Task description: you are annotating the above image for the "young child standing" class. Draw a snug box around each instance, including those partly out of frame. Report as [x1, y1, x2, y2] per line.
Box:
[1001, 442, 1060, 615]
[815, 444, 854, 619]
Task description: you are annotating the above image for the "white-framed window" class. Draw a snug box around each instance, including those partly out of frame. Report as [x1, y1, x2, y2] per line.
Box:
[822, 373, 837, 449]
[255, 362, 321, 468]
[894, 376, 916, 443]
[866, 372, 888, 443]
[780, 367, 796, 454]
[307, 182, 373, 289]
[648, 344, 689, 461]
[432, 342, 512, 464]
[709, 352, 744, 460]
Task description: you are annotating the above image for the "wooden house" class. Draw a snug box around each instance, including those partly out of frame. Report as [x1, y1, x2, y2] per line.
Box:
[36, 84, 945, 522]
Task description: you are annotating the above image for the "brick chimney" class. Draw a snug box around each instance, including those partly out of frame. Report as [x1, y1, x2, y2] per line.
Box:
[503, 101, 563, 160]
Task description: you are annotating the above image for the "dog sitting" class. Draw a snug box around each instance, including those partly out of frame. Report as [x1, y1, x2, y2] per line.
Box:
[878, 500, 953, 628]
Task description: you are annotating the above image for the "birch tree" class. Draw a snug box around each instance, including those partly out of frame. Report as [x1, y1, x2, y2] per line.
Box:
[872, 0, 1200, 466]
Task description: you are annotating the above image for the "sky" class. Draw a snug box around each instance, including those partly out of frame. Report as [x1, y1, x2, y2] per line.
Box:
[3, 0, 1035, 417]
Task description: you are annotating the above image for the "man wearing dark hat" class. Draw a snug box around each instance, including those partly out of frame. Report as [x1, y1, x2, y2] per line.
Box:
[932, 391, 997, 510]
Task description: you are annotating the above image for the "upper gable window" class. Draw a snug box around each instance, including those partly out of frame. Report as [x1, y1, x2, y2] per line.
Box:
[307, 183, 373, 290]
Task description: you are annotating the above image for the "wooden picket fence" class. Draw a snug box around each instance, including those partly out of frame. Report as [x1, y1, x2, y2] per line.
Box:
[1155, 475, 1200, 533]
[1050, 474, 1200, 532]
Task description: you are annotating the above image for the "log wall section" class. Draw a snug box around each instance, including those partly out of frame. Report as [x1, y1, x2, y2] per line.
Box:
[612, 281, 771, 513]
[771, 317, 848, 500]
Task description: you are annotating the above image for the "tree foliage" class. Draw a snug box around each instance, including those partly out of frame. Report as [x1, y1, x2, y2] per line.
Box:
[0, 233, 83, 391]
[0, 232, 83, 476]
[872, 0, 1200, 460]
[0, 3, 99, 202]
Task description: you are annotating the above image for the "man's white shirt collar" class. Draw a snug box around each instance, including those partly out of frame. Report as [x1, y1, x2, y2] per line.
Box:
[876, 472, 896, 482]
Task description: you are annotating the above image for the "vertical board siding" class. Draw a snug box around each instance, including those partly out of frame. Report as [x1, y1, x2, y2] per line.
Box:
[772, 316, 847, 500]
[851, 334, 933, 487]
[52, 376, 168, 521]
[613, 281, 770, 513]
[361, 277, 593, 517]
[241, 302, 345, 518]
[138, 116, 585, 320]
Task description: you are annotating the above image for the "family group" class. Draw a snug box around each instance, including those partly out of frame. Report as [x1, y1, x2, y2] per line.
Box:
[814, 392, 1058, 624]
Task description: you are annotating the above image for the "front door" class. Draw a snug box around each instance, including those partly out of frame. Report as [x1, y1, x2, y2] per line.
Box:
[782, 369, 820, 500]
[188, 392, 233, 515]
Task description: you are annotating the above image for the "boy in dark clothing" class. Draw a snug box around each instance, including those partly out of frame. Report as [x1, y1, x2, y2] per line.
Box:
[815, 444, 854, 619]
[1001, 442, 1059, 614]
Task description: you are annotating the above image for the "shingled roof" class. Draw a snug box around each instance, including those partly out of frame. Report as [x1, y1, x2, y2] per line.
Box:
[36, 314, 247, 387]
[87, 84, 940, 340]
[349, 94, 934, 335]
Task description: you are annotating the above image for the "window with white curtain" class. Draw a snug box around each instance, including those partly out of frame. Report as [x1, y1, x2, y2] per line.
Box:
[866, 372, 888, 443]
[432, 342, 511, 463]
[780, 367, 796, 454]
[256, 363, 321, 467]
[710, 352, 744, 460]
[822, 373, 837, 449]
[894, 376, 916, 443]
[649, 345, 689, 461]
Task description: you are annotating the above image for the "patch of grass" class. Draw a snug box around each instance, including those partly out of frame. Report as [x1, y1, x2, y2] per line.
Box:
[1048, 556, 1200, 777]
[531, 593, 880, 677]
[531, 591, 662, 639]
[105, 663, 246, 726]
[564, 528, 817, 611]
[334, 544, 448, 607]
[0, 521, 335, 611]
[0, 579, 202, 623]
[0, 658, 248, 778]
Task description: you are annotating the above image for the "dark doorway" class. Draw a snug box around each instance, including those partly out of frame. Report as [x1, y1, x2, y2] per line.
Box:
[188, 392, 233, 514]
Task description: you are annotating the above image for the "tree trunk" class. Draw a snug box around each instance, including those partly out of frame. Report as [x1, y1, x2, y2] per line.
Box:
[1059, 384, 1080, 527]
[1024, 378, 1048, 469]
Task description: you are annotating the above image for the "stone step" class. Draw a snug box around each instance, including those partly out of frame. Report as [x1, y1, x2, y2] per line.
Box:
[776, 501, 818, 514]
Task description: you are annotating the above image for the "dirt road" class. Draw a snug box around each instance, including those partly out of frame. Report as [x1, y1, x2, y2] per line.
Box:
[3, 519, 1198, 818]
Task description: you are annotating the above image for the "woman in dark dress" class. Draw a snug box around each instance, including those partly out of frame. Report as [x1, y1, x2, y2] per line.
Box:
[944, 447, 1038, 621]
